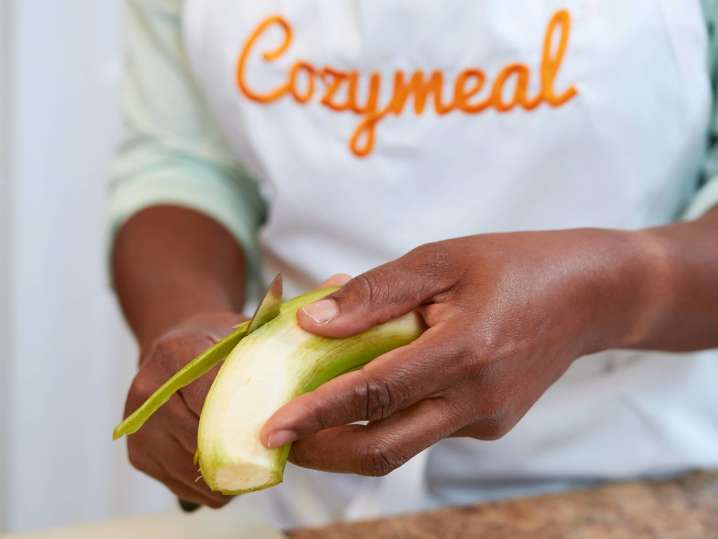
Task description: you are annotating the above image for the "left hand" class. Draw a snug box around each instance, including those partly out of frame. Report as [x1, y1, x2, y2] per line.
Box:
[261, 229, 650, 476]
[124, 312, 248, 509]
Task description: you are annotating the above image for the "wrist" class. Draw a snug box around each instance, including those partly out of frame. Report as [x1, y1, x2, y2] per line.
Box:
[584, 228, 670, 353]
[134, 275, 241, 348]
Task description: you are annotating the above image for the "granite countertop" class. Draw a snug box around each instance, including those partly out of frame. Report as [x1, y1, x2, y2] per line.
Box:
[289, 471, 718, 539]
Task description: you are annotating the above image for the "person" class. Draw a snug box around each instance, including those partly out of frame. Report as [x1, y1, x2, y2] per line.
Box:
[110, 0, 718, 529]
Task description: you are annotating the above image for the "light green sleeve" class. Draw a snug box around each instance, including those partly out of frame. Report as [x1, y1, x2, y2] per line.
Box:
[108, 0, 266, 287]
[689, 0, 718, 218]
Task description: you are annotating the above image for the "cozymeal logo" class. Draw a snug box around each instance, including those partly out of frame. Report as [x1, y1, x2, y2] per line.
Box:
[236, 10, 577, 158]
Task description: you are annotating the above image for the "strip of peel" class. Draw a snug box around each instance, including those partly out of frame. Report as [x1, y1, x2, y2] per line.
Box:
[112, 320, 251, 440]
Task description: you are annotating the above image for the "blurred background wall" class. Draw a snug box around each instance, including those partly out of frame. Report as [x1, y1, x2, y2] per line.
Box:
[0, 1, 177, 533]
[1, 0, 13, 531]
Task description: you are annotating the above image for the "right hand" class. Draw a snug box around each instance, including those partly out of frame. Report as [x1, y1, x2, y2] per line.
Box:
[123, 312, 247, 508]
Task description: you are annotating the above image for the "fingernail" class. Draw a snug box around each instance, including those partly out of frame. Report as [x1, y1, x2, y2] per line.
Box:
[301, 299, 339, 325]
[266, 430, 297, 449]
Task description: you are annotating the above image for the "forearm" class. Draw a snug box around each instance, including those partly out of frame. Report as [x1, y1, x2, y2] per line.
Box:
[620, 207, 718, 352]
[112, 205, 247, 348]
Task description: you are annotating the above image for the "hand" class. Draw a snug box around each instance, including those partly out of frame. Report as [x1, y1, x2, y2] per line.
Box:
[123, 312, 247, 508]
[262, 229, 649, 476]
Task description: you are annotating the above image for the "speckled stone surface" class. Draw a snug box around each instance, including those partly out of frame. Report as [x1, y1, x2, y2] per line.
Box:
[288, 472, 718, 539]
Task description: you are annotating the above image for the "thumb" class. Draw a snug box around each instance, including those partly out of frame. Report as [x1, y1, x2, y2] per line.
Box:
[298, 247, 449, 338]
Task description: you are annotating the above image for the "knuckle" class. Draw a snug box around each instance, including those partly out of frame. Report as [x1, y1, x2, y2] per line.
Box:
[477, 328, 502, 358]
[474, 319, 519, 362]
[460, 334, 504, 382]
[152, 336, 179, 365]
[408, 242, 453, 280]
[410, 241, 445, 263]
[471, 381, 508, 419]
[349, 273, 386, 306]
[152, 332, 204, 366]
[462, 350, 487, 381]
[307, 404, 333, 432]
[142, 333, 206, 383]
[359, 442, 406, 477]
[352, 269, 415, 312]
[476, 414, 512, 441]
[443, 336, 479, 378]
[355, 373, 396, 421]
[127, 444, 147, 473]
[130, 373, 157, 402]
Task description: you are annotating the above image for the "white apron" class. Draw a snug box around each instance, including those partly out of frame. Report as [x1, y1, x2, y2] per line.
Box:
[183, 0, 716, 529]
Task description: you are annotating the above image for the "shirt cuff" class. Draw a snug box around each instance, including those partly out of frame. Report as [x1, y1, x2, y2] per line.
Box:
[106, 159, 265, 298]
[684, 176, 718, 220]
